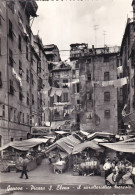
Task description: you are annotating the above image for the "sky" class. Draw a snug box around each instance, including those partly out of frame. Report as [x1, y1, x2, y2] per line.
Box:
[32, 0, 133, 60]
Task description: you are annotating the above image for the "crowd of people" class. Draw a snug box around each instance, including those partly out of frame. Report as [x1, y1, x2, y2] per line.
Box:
[103, 157, 135, 186]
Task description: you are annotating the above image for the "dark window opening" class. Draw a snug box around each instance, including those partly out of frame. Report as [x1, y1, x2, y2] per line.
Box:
[104, 56, 109, 62]
[32, 94, 34, 105]
[57, 96, 61, 103]
[0, 38, 1, 55]
[9, 49, 13, 67]
[18, 35, 22, 51]
[9, 20, 13, 40]
[104, 72, 110, 81]
[26, 69, 29, 83]
[63, 93, 68, 102]
[104, 92, 110, 102]
[0, 72, 2, 88]
[77, 100, 80, 104]
[19, 87, 23, 101]
[26, 45, 28, 60]
[76, 113, 80, 123]
[27, 92, 29, 105]
[86, 58, 91, 63]
[63, 79, 68, 83]
[75, 63, 79, 69]
[19, 60, 23, 77]
[104, 110, 110, 118]
[9, 80, 14, 95]
[87, 73, 91, 81]
[76, 83, 80, 93]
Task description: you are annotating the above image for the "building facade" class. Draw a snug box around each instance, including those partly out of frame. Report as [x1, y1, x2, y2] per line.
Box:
[120, 0, 135, 131]
[70, 44, 119, 134]
[0, 1, 50, 146]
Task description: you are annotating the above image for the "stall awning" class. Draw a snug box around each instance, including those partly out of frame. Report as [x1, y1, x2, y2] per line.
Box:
[72, 140, 104, 154]
[122, 111, 135, 130]
[0, 138, 49, 151]
[99, 142, 135, 153]
[55, 131, 70, 135]
[87, 132, 115, 140]
[45, 135, 81, 154]
[80, 130, 90, 136]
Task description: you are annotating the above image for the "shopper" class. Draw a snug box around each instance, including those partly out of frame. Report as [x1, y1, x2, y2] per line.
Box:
[20, 155, 29, 179]
[103, 158, 112, 179]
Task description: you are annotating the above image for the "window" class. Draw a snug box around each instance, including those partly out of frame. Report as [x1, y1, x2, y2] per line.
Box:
[26, 69, 29, 83]
[2, 105, 5, 117]
[11, 138, 14, 142]
[50, 97, 54, 107]
[0, 104, 5, 117]
[87, 93, 92, 100]
[31, 53, 33, 65]
[77, 99, 80, 104]
[76, 83, 80, 93]
[26, 45, 28, 60]
[19, 60, 23, 77]
[9, 107, 13, 121]
[0, 72, 2, 88]
[31, 73, 34, 85]
[76, 113, 80, 123]
[63, 93, 68, 102]
[54, 80, 59, 88]
[75, 63, 79, 69]
[14, 110, 16, 122]
[120, 88, 123, 96]
[37, 61, 41, 73]
[27, 92, 29, 105]
[19, 87, 23, 101]
[9, 80, 14, 95]
[32, 94, 34, 105]
[104, 72, 110, 81]
[104, 110, 110, 118]
[87, 73, 91, 81]
[18, 112, 22, 123]
[9, 49, 13, 66]
[18, 35, 22, 51]
[86, 58, 91, 63]
[72, 84, 76, 93]
[72, 70, 76, 78]
[104, 92, 110, 102]
[22, 113, 24, 123]
[0, 38, 1, 55]
[9, 19, 13, 40]
[104, 56, 109, 62]
[27, 114, 29, 124]
[57, 96, 61, 103]
[63, 79, 68, 83]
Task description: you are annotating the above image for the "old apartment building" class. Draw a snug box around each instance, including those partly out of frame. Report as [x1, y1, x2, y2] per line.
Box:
[120, 0, 135, 131]
[70, 44, 119, 134]
[0, 1, 50, 146]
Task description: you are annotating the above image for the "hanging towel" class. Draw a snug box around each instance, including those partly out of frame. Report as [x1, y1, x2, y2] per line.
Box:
[55, 89, 62, 97]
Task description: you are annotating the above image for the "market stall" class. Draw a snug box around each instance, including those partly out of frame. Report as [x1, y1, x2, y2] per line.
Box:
[72, 140, 104, 176]
[0, 138, 49, 172]
[45, 135, 81, 173]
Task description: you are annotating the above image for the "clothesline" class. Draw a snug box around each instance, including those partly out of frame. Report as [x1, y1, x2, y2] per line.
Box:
[91, 77, 128, 88]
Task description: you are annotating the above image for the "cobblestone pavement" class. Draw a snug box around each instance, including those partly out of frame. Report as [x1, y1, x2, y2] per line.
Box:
[0, 158, 105, 185]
